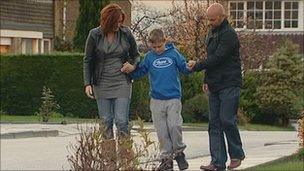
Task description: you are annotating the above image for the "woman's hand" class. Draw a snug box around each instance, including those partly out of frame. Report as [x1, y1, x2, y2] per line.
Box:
[121, 62, 135, 73]
[203, 84, 209, 93]
[85, 85, 94, 99]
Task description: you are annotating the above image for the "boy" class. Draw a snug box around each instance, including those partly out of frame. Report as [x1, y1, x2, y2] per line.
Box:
[121, 28, 191, 171]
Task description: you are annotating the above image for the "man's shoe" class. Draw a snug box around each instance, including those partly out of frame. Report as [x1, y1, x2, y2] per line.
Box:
[156, 158, 173, 171]
[200, 163, 225, 171]
[174, 152, 189, 170]
[227, 156, 245, 170]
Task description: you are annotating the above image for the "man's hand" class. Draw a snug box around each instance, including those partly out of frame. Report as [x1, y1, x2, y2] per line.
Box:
[85, 85, 94, 99]
[202, 84, 209, 93]
[121, 62, 135, 73]
[187, 60, 196, 70]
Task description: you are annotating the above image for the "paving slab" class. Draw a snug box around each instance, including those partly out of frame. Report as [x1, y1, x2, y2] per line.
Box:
[0, 123, 300, 170]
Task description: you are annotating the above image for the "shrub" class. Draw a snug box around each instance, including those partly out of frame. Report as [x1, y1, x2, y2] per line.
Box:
[181, 72, 204, 103]
[237, 108, 250, 126]
[36, 86, 60, 122]
[182, 93, 209, 122]
[256, 41, 304, 126]
[239, 71, 263, 122]
[67, 118, 157, 170]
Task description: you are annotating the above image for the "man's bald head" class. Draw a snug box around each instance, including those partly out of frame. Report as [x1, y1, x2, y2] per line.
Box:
[207, 3, 225, 17]
[206, 3, 226, 28]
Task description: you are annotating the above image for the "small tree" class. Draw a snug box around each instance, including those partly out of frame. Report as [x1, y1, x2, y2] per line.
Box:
[256, 40, 304, 126]
[37, 86, 60, 123]
[67, 118, 158, 170]
[73, 0, 109, 52]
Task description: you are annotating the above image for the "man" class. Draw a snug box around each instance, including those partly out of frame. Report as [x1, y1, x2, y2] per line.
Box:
[188, 3, 245, 171]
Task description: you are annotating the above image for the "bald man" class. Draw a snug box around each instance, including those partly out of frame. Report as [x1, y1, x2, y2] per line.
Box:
[189, 3, 245, 171]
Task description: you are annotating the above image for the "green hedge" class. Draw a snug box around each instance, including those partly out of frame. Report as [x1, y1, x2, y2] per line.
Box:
[182, 93, 209, 122]
[5, 53, 298, 124]
[1, 53, 97, 118]
[1, 54, 205, 121]
[130, 76, 151, 121]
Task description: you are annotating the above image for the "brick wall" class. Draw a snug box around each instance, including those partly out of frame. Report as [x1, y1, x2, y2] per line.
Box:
[240, 33, 304, 69]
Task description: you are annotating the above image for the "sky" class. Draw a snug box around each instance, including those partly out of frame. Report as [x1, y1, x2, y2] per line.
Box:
[130, 0, 175, 29]
[132, 0, 173, 11]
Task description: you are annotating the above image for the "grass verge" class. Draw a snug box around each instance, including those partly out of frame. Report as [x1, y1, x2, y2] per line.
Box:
[242, 148, 304, 171]
[0, 115, 296, 131]
[0, 114, 97, 124]
[183, 122, 295, 131]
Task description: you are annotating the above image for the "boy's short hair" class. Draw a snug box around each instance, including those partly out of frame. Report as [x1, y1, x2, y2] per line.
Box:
[148, 28, 166, 43]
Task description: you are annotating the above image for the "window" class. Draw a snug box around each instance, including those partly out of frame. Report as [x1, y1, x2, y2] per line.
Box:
[44, 40, 50, 53]
[22, 38, 33, 54]
[247, 1, 263, 29]
[230, 2, 245, 28]
[38, 39, 42, 54]
[265, 1, 281, 29]
[284, 1, 298, 28]
[229, 1, 301, 30]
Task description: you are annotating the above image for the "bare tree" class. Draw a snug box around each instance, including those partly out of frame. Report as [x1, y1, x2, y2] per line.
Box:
[131, 1, 177, 52]
[164, 0, 224, 60]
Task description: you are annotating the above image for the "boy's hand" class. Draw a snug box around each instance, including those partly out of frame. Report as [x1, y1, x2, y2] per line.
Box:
[121, 62, 135, 73]
[187, 60, 196, 70]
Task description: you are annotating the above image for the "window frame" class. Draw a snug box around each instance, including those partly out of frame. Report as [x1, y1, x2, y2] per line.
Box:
[228, 0, 303, 32]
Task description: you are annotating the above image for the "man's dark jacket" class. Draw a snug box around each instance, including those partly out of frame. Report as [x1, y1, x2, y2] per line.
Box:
[83, 26, 140, 86]
[193, 19, 242, 92]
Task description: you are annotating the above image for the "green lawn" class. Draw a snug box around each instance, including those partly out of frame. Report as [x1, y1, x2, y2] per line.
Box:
[242, 149, 304, 171]
[183, 122, 295, 131]
[239, 123, 295, 131]
[0, 114, 97, 124]
[0, 114, 296, 131]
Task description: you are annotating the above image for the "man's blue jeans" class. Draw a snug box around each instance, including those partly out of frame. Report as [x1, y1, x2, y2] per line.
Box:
[96, 98, 130, 139]
[208, 86, 245, 169]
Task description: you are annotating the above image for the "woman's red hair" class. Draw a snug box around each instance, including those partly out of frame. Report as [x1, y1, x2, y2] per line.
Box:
[100, 4, 125, 34]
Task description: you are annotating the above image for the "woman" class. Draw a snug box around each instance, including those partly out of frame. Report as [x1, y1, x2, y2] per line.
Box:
[83, 3, 140, 139]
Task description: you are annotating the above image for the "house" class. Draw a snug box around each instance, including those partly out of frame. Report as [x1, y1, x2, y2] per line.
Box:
[0, 0, 131, 54]
[0, 0, 54, 54]
[228, 0, 303, 32]
[227, 0, 303, 51]
[227, 0, 303, 68]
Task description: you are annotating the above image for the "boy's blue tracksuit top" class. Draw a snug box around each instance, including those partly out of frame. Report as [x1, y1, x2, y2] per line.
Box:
[130, 43, 191, 100]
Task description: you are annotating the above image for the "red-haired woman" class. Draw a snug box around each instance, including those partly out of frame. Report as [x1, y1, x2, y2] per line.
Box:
[83, 3, 140, 139]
